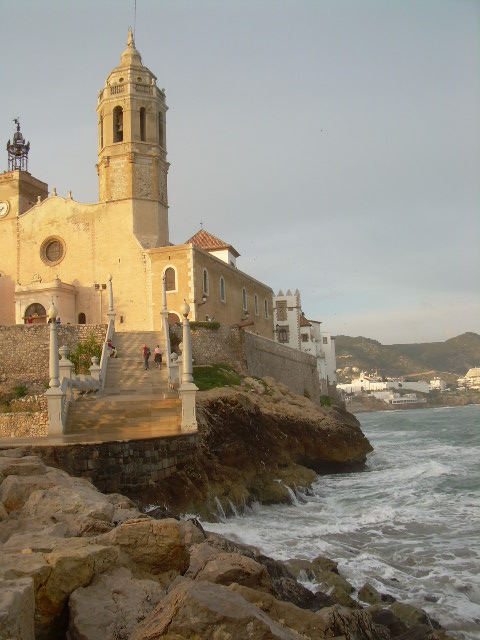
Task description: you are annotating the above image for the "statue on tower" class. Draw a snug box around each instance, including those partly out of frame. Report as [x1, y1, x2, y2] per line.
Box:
[7, 118, 30, 172]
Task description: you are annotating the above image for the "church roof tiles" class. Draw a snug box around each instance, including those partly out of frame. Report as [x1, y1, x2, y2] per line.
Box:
[186, 229, 240, 257]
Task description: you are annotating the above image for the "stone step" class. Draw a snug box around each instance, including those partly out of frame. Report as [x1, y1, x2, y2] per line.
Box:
[66, 329, 180, 434]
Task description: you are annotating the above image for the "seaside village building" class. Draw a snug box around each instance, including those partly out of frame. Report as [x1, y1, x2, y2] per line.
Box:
[273, 289, 337, 391]
[0, 30, 274, 337]
[457, 368, 480, 390]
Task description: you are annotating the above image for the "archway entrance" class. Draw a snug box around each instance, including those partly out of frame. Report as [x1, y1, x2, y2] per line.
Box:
[24, 303, 47, 325]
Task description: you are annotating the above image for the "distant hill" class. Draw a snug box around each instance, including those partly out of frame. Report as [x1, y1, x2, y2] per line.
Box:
[334, 332, 480, 382]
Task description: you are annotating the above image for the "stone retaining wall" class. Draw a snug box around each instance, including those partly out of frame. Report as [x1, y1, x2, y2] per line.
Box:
[0, 324, 107, 389]
[243, 332, 321, 403]
[170, 324, 248, 372]
[0, 396, 48, 439]
[171, 325, 321, 404]
[4, 433, 198, 496]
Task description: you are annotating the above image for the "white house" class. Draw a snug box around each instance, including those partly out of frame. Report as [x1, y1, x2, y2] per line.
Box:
[337, 373, 388, 395]
[273, 289, 337, 392]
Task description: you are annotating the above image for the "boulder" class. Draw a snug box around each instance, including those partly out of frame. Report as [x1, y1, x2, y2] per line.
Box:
[96, 517, 189, 579]
[0, 454, 48, 478]
[187, 543, 272, 592]
[35, 539, 119, 639]
[0, 577, 35, 640]
[67, 566, 165, 640]
[315, 604, 388, 640]
[229, 583, 332, 638]
[359, 582, 383, 605]
[130, 578, 305, 640]
[270, 576, 335, 611]
[0, 473, 57, 513]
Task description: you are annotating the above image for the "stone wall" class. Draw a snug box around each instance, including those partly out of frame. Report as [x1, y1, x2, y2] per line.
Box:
[0, 324, 107, 389]
[0, 396, 48, 439]
[243, 332, 321, 404]
[171, 324, 321, 404]
[3, 433, 198, 496]
[170, 324, 248, 372]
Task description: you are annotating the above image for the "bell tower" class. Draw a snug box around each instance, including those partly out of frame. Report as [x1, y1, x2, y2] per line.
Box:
[96, 28, 169, 247]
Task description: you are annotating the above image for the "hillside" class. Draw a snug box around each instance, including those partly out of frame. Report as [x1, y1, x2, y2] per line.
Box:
[334, 332, 480, 382]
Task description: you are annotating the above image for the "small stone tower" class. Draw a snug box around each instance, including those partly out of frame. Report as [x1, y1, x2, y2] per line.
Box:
[96, 28, 170, 248]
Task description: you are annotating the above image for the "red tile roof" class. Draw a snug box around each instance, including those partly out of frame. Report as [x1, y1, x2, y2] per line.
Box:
[300, 315, 312, 327]
[186, 229, 240, 258]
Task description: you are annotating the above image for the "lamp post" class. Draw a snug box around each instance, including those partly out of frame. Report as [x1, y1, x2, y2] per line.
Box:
[178, 299, 198, 432]
[107, 274, 116, 327]
[45, 302, 64, 436]
[161, 273, 172, 382]
[180, 300, 193, 384]
[47, 303, 60, 388]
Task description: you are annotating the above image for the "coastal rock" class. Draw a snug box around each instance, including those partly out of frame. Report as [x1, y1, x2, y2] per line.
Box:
[143, 384, 373, 518]
[0, 577, 35, 640]
[315, 604, 389, 640]
[95, 517, 190, 580]
[67, 567, 165, 640]
[130, 578, 305, 640]
[228, 583, 334, 638]
[186, 543, 273, 592]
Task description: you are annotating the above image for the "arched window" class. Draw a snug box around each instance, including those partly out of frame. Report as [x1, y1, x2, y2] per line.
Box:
[100, 114, 104, 149]
[78, 312, 86, 324]
[113, 106, 123, 143]
[165, 267, 176, 291]
[140, 107, 146, 141]
[264, 299, 269, 319]
[203, 269, 209, 295]
[220, 277, 225, 302]
[242, 288, 247, 311]
[254, 294, 259, 316]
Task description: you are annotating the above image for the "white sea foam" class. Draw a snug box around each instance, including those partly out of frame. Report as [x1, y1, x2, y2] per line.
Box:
[204, 405, 480, 640]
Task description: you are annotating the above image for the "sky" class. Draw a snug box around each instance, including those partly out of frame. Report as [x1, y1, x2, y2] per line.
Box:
[1, 0, 479, 344]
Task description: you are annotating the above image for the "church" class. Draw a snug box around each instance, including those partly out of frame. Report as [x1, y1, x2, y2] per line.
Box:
[0, 29, 274, 338]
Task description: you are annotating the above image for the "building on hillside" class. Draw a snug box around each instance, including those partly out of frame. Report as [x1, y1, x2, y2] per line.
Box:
[0, 29, 273, 337]
[337, 373, 388, 395]
[338, 374, 431, 395]
[273, 289, 337, 392]
[429, 376, 447, 391]
[457, 367, 480, 390]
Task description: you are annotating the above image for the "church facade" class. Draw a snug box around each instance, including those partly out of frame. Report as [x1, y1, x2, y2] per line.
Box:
[0, 30, 274, 338]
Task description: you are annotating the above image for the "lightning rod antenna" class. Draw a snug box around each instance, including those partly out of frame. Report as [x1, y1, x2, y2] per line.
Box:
[134, 0, 137, 41]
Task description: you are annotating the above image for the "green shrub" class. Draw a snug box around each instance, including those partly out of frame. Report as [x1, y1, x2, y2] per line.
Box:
[193, 364, 242, 391]
[69, 332, 102, 374]
[169, 329, 181, 353]
[190, 321, 220, 331]
[320, 395, 332, 407]
[14, 384, 28, 399]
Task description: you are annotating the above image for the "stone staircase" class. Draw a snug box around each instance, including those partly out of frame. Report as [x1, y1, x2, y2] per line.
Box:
[65, 331, 182, 437]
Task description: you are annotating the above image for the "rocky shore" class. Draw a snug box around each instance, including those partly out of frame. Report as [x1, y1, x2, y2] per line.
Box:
[138, 377, 373, 519]
[0, 449, 453, 640]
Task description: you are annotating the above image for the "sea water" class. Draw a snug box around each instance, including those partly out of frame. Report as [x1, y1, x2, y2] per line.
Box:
[203, 404, 480, 639]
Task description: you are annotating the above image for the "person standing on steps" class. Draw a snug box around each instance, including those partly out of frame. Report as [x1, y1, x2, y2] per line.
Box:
[142, 344, 151, 370]
[154, 345, 163, 368]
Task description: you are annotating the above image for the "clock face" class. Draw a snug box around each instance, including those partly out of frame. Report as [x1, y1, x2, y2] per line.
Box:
[0, 201, 9, 217]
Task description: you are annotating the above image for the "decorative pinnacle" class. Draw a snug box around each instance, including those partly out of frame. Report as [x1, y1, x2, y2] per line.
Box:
[127, 27, 135, 48]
